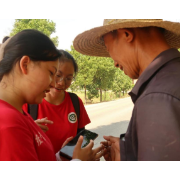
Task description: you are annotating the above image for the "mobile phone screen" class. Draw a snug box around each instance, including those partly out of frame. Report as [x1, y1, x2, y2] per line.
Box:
[60, 129, 98, 160]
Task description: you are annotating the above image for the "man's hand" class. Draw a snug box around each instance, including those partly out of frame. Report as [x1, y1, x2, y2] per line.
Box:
[101, 136, 120, 161]
[35, 117, 53, 132]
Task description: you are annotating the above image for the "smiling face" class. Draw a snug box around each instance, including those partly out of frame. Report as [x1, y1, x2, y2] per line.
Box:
[103, 29, 140, 79]
[49, 61, 75, 97]
[23, 59, 59, 104]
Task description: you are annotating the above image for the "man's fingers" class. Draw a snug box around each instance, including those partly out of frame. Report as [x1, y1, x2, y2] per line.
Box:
[101, 141, 110, 147]
[103, 136, 119, 143]
[103, 153, 111, 161]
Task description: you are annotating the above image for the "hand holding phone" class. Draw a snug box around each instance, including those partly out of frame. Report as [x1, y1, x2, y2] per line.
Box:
[60, 129, 104, 161]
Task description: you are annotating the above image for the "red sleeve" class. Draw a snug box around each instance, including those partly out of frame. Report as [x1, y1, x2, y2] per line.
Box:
[0, 126, 39, 161]
[22, 103, 28, 113]
[78, 97, 91, 129]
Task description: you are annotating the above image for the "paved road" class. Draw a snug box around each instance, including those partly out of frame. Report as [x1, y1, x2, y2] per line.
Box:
[84, 97, 134, 160]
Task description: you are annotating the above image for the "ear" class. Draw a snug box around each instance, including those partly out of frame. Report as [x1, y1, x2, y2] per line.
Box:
[118, 28, 134, 43]
[19, 56, 31, 74]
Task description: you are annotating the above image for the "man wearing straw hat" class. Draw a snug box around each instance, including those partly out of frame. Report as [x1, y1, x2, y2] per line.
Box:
[73, 19, 180, 161]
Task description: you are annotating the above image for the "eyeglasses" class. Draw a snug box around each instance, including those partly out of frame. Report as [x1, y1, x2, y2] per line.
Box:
[56, 75, 75, 84]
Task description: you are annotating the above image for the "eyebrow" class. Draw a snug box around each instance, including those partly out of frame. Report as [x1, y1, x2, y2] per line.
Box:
[53, 66, 57, 74]
[57, 70, 73, 76]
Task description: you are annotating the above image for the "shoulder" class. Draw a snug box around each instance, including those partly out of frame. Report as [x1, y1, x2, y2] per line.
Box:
[136, 92, 180, 115]
[144, 60, 180, 99]
[68, 92, 84, 104]
[0, 101, 28, 128]
[67, 92, 79, 100]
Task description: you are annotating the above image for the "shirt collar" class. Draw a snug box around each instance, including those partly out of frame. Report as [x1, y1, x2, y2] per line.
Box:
[129, 48, 180, 103]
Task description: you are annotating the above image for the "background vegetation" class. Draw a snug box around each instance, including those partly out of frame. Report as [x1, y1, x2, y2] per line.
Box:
[9, 19, 134, 104]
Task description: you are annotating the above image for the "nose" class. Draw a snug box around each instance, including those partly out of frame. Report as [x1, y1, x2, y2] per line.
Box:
[57, 78, 65, 86]
[50, 76, 56, 88]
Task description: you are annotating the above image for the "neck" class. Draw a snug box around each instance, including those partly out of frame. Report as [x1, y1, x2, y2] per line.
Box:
[0, 81, 24, 113]
[138, 46, 171, 76]
[45, 90, 65, 105]
[135, 28, 171, 76]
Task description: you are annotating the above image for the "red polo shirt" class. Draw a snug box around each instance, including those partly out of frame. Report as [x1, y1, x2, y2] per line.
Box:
[23, 91, 91, 153]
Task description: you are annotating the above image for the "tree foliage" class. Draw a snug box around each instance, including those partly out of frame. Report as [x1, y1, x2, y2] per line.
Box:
[68, 45, 134, 103]
[67, 46, 97, 102]
[112, 69, 134, 97]
[92, 57, 116, 102]
[10, 19, 58, 46]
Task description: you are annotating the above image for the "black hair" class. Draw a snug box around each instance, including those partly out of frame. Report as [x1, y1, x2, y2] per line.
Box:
[0, 29, 61, 81]
[58, 50, 78, 76]
[2, 36, 10, 43]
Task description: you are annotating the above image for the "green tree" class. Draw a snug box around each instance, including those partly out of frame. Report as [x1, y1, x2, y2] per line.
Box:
[112, 69, 134, 97]
[92, 57, 116, 102]
[86, 83, 99, 101]
[68, 46, 97, 103]
[68, 45, 133, 103]
[10, 19, 58, 46]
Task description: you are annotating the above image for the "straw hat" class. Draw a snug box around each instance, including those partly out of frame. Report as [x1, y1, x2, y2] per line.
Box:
[73, 19, 180, 57]
[0, 37, 11, 61]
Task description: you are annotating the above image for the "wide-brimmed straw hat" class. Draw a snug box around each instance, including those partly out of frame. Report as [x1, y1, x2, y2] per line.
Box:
[73, 19, 180, 57]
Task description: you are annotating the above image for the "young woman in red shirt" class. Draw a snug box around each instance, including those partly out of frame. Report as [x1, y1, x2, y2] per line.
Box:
[23, 50, 93, 155]
[0, 30, 103, 161]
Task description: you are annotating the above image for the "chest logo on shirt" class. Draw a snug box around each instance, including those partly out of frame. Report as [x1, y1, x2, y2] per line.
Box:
[35, 132, 46, 146]
[68, 112, 77, 123]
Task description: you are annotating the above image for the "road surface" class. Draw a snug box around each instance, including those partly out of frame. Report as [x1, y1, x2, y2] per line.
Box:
[84, 97, 134, 160]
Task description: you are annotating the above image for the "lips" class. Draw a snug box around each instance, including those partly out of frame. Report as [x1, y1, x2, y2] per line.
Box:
[55, 87, 64, 91]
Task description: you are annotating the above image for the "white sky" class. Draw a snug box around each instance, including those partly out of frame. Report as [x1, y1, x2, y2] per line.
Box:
[0, 19, 104, 51]
[0, 18, 179, 51]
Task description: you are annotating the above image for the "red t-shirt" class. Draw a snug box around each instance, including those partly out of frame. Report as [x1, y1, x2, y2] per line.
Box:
[0, 100, 56, 161]
[23, 91, 91, 153]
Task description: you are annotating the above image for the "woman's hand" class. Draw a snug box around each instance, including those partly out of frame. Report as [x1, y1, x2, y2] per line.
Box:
[72, 135, 104, 161]
[101, 136, 120, 161]
[34, 117, 53, 132]
[61, 136, 74, 148]
[56, 136, 74, 161]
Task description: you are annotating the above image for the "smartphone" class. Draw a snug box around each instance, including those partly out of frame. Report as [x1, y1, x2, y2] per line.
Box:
[60, 129, 98, 160]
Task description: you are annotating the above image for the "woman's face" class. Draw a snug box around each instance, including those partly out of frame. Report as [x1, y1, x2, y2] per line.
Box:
[49, 61, 75, 96]
[24, 59, 59, 104]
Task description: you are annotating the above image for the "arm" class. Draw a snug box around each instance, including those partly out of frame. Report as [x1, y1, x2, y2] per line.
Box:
[136, 93, 180, 160]
[0, 126, 39, 160]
